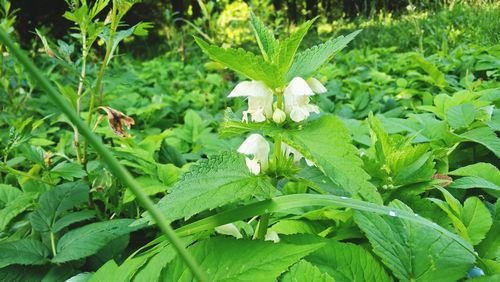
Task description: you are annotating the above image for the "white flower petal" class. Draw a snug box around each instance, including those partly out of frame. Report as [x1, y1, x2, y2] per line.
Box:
[245, 157, 260, 175]
[306, 77, 327, 93]
[290, 107, 309, 122]
[228, 81, 273, 97]
[215, 223, 243, 239]
[265, 231, 280, 243]
[284, 77, 314, 97]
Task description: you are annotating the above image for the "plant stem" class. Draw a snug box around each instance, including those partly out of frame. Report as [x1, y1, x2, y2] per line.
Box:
[50, 232, 57, 256]
[74, 32, 87, 164]
[0, 27, 208, 282]
[253, 213, 270, 240]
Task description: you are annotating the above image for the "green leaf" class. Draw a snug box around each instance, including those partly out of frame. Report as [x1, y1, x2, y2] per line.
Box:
[194, 36, 280, 88]
[304, 239, 391, 282]
[0, 184, 22, 207]
[52, 219, 140, 263]
[147, 152, 274, 223]
[278, 115, 382, 203]
[461, 197, 492, 245]
[0, 239, 50, 267]
[88, 260, 119, 282]
[273, 18, 316, 77]
[354, 200, 476, 282]
[249, 11, 277, 61]
[159, 139, 186, 167]
[411, 53, 448, 89]
[449, 162, 500, 193]
[52, 210, 96, 233]
[30, 182, 89, 232]
[162, 237, 323, 282]
[459, 127, 500, 157]
[0, 192, 37, 231]
[287, 30, 361, 80]
[281, 260, 334, 282]
[50, 162, 87, 181]
[123, 176, 167, 204]
[446, 104, 476, 130]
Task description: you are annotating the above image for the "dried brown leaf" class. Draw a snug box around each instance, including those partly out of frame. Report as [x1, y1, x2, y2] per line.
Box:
[98, 106, 135, 137]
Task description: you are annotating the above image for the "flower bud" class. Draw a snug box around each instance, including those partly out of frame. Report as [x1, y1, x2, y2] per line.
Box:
[272, 108, 286, 124]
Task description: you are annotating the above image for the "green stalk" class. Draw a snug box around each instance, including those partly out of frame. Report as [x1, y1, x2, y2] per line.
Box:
[0, 27, 208, 282]
[50, 232, 57, 256]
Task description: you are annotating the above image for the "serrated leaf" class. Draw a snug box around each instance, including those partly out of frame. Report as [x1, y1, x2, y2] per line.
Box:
[277, 115, 382, 203]
[52, 210, 96, 233]
[459, 127, 500, 157]
[273, 18, 316, 77]
[147, 152, 275, 223]
[50, 162, 87, 180]
[0, 239, 50, 267]
[354, 200, 476, 282]
[52, 219, 140, 263]
[449, 162, 500, 194]
[282, 260, 334, 282]
[287, 30, 361, 80]
[250, 11, 277, 61]
[162, 237, 323, 282]
[30, 182, 89, 232]
[0, 192, 37, 231]
[461, 197, 492, 245]
[305, 240, 392, 282]
[446, 104, 476, 130]
[194, 36, 280, 87]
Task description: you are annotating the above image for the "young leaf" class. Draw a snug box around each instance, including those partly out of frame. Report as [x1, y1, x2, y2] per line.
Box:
[161, 237, 323, 281]
[30, 181, 89, 232]
[287, 30, 361, 80]
[461, 197, 492, 245]
[282, 260, 334, 282]
[354, 200, 476, 282]
[144, 152, 275, 223]
[277, 115, 382, 204]
[0, 239, 50, 267]
[273, 18, 316, 77]
[194, 36, 280, 88]
[0, 184, 22, 207]
[52, 219, 141, 263]
[249, 11, 277, 61]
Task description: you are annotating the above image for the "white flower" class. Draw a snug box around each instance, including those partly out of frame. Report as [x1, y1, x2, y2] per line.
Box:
[228, 81, 273, 123]
[238, 134, 270, 175]
[272, 108, 286, 123]
[282, 142, 315, 166]
[215, 223, 243, 239]
[284, 77, 326, 122]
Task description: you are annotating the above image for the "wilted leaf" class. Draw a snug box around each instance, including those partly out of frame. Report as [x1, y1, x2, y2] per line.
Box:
[99, 106, 135, 137]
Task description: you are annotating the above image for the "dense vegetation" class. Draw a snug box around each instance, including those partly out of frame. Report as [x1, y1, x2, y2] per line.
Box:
[0, 0, 499, 281]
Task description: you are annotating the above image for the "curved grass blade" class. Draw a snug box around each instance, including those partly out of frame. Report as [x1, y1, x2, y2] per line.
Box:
[0, 27, 207, 282]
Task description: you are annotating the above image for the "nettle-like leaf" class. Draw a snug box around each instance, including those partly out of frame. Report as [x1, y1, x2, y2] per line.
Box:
[29, 181, 89, 233]
[0, 184, 22, 208]
[194, 36, 281, 88]
[282, 260, 335, 282]
[0, 239, 50, 267]
[277, 115, 382, 204]
[459, 126, 500, 157]
[52, 219, 140, 263]
[0, 192, 37, 231]
[250, 11, 277, 61]
[286, 29, 361, 80]
[161, 237, 323, 282]
[144, 152, 275, 223]
[50, 162, 87, 180]
[273, 18, 316, 77]
[354, 200, 476, 282]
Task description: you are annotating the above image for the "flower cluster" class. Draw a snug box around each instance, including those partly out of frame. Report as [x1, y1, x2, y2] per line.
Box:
[230, 77, 327, 175]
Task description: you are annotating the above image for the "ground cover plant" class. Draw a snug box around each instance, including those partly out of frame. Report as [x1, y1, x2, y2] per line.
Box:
[0, 0, 499, 281]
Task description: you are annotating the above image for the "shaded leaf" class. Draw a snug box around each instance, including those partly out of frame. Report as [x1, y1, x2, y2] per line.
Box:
[0, 239, 50, 267]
